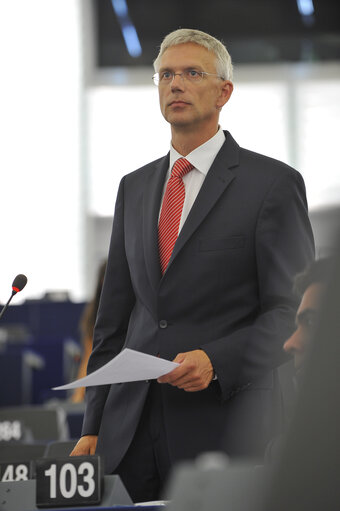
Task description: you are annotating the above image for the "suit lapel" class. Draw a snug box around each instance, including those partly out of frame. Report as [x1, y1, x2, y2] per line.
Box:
[143, 154, 169, 291]
[165, 133, 240, 274]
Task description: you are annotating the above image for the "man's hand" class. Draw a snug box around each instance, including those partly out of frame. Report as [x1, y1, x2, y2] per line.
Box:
[70, 435, 98, 456]
[157, 350, 214, 392]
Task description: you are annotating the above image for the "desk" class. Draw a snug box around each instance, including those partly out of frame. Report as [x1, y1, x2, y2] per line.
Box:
[0, 477, 165, 511]
[43, 507, 164, 510]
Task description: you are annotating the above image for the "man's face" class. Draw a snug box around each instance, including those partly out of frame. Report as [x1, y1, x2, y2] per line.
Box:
[157, 42, 233, 132]
[283, 282, 324, 372]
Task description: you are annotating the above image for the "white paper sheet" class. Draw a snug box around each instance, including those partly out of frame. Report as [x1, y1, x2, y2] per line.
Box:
[52, 348, 179, 390]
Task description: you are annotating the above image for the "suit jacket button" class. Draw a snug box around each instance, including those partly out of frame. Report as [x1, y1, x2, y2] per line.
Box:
[159, 320, 168, 329]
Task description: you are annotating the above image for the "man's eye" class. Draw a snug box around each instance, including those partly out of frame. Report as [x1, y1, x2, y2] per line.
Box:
[162, 71, 172, 80]
[303, 313, 318, 330]
[306, 317, 317, 329]
[188, 69, 199, 77]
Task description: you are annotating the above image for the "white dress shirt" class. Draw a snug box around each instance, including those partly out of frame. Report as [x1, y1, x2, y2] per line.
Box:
[159, 127, 226, 232]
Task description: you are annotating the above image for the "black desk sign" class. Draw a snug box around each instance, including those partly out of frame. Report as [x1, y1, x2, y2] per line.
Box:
[35, 455, 102, 508]
[0, 461, 32, 481]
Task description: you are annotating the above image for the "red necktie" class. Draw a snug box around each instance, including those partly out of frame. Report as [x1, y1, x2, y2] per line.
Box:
[158, 158, 194, 274]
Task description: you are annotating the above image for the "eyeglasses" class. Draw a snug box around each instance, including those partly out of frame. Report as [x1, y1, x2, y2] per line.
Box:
[152, 69, 224, 86]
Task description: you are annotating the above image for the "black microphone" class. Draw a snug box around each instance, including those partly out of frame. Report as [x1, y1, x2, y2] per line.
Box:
[12, 274, 28, 294]
[0, 274, 28, 320]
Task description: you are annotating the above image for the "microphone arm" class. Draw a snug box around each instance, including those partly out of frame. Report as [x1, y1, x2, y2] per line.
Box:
[0, 291, 16, 321]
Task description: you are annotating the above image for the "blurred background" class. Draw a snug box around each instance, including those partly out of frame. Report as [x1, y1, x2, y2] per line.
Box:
[0, 0, 339, 408]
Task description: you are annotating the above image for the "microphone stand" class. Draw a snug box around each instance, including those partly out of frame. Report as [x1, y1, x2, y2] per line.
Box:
[0, 291, 16, 321]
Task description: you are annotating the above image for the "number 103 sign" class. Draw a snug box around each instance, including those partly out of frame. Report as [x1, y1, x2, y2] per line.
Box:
[35, 456, 102, 508]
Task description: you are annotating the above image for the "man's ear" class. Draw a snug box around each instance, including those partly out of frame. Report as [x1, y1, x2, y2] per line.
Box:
[216, 80, 233, 110]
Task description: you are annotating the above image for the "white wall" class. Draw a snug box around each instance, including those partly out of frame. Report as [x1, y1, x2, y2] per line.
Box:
[86, 64, 340, 218]
[0, 0, 84, 302]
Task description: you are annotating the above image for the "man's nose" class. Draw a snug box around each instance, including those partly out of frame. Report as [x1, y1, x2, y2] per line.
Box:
[283, 329, 301, 355]
[171, 73, 185, 90]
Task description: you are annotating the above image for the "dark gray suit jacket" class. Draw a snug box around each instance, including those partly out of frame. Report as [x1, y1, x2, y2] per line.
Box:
[82, 131, 314, 472]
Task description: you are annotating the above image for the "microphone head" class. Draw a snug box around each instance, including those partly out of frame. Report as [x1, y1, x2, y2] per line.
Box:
[12, 274, 28, 293]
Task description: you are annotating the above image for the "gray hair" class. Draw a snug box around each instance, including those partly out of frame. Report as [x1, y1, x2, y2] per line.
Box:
[153, 28, 233, 81]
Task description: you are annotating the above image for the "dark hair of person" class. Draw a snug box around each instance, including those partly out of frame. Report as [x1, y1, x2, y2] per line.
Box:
[294, 258, 332, 297]
[80, 260, 107, 339]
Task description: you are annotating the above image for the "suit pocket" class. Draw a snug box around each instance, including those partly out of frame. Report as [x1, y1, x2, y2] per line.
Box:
[198, 235, 245, 252]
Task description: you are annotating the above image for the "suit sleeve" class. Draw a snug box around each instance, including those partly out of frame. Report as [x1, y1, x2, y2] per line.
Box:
[81, 177, 136, 435]
[202, 168, 315, 401]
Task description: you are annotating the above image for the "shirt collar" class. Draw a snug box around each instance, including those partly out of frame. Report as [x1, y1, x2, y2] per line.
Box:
[169, 127, 226, 176]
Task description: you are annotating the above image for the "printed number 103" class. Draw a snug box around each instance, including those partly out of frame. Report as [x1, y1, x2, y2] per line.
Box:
[45, 462, 95, 499]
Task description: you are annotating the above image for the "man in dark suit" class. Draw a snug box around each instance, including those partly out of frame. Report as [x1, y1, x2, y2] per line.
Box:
[71, 28, 314, 502]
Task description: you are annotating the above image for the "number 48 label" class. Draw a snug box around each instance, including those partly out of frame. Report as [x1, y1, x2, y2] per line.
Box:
[0, 462, 30, 481]
[35, 456, 102, 508]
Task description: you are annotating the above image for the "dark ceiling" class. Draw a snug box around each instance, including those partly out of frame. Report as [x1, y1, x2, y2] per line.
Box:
[93, 0, 340, 67]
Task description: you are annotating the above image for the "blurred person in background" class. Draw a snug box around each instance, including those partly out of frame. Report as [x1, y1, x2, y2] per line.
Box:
[70, 260, 107, 403]
[265, 257, 331, 462]
[283, 258, 331, 384]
